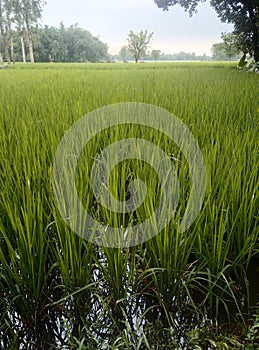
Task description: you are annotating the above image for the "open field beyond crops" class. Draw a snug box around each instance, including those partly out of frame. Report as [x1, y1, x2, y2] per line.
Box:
[0, 62, 258, 349]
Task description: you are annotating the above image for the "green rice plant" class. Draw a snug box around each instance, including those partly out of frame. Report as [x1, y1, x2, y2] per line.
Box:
[0, 62, 257, 348]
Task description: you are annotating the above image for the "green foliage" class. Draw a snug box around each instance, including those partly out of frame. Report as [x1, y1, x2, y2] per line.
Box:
[210, 0, 259, 61]
[0, 22, 109, 63]
[0, 0, 45, 63]
[212, 32, 241, 61]
[237, 53, 248, 68]
[127, 30, 153, 63]
[154, 0, 203, 15]
[238, 55, 259, 73]
[245, 308, 259, 349]
[150, 49, 161, 61]
[33, 23, 109, 63]
[221, 32, 241, 59]
[119, 45, 130, 63]
[148, 51, 210, 61]
[212, 42, 228, 61]
[154, 0, 259, 62]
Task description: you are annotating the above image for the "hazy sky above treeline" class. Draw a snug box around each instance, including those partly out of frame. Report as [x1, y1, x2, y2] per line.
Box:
[42, 0, 233, 55]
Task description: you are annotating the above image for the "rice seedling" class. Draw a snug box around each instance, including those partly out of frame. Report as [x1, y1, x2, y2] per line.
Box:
[0, 62, 258, 348]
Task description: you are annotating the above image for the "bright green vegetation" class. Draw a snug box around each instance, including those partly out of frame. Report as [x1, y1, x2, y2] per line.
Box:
[0, 62, 258, 349]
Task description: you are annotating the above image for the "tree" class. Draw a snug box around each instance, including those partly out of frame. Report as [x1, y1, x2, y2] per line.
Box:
[20, 0, 45, 63]
[32, 24, 109, 63]
[0, 0, 11, 63]
[119, 45, 130, 62]
[212, 32, 241, 61]
[211, 42, 227, 60]
[13, 0, 27, 63]
[127, 30, 153, 63]
[0, 0, 45, 63]
[151, 49, 161, 61]
[221, 32, 240, 60]
[154, 0, 259, 62]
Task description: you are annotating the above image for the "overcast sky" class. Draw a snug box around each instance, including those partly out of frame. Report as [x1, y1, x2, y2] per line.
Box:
[41, 0, 233, 55]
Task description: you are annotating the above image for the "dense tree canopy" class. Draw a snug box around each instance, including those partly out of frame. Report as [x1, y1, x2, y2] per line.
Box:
[33, 24, 109, 62]
[211, 32, 241, 60]
[154, 0, 259, 62]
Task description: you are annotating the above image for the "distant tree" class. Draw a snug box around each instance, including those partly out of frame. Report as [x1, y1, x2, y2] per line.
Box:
[221, 32, 240, 60]
[211, 42, 227, 60]
[33, 24, 109, 63]
[127, 30, 153, 63]
[211, 32, 241, 61]
[154, 0, 259, 62]
[151, 49, 161, 61]
[151, 51, 210, 61]
[119, 45, 130, 62]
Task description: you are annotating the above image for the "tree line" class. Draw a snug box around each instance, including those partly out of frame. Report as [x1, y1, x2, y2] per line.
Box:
[0, 0, 45, 63]
[32, 24, 108, 63]
[0, 1, 109, 63]
[119, 44, 214, 62]
[119, 30, 240, 63]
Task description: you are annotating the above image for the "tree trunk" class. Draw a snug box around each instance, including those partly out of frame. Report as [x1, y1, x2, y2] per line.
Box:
[10, 36, 15, 63]
[27, 31, 34, 63]
[27, 29, 34, 63]
[248, 6, 259, 62]
[25, 18, 34, 63]
[20, 29, 26, 63]
[253, 25, 259, 62]
[255, 46, 259, 63]
[2, 32, 11, 64]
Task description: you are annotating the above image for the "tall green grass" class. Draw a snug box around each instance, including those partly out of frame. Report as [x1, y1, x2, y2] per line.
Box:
[0, 62, 258, 348]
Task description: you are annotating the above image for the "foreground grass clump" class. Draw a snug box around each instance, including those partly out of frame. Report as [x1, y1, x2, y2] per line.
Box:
[0, 62, 258, 349]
